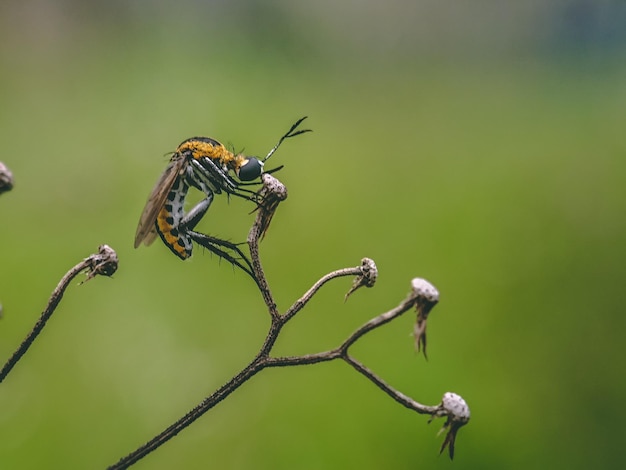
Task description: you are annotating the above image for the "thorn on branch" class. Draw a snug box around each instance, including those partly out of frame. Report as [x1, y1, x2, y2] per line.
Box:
[0, 161, 14, 195]
[428, 392, 470, 460]
[344, 257, 378, 301]
[410, 278, 439, 359]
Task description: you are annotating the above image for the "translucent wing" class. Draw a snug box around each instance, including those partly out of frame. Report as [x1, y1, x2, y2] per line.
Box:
[134, 156, 186, 248]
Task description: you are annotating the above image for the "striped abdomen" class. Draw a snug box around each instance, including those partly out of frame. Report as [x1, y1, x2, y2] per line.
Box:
[155, 176, 193, 259]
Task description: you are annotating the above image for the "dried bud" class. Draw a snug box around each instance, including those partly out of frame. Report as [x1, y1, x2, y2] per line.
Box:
[260, 173, 288, 200]
[0, 162, 14, 195]
[429, 392, 470, 459]
[410, 278, 439, 359]
[256, 173, 288, 239]
[344, 258, 378, 301]
[82, 244, 119, 283]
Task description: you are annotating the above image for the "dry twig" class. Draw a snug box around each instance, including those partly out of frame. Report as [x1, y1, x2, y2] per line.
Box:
[0, 245, 118, 383]
[108, 176, 470, 469]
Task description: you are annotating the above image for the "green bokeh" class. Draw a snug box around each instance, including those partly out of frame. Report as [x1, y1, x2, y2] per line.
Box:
[1, 3, 625, 469]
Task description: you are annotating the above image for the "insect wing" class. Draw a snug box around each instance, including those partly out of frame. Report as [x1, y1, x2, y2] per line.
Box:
[134, 156, 186, 248]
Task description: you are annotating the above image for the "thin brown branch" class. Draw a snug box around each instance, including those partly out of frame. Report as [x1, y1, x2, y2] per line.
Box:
[107, 270, 464, 468]
[342, 354, 439, 415]
[0, 245, 118, 384]
[247, 174, 286, 317]
[283, 266, 363, 321]
[107, 356, 266, 470]
[340, 291, 418, 352]
[267, 292, 437, 415]
[264, 349, 342, 367]
[107, 256, 386, 468]
[343, 354, 470, 460]
[283, 258, 378, 323]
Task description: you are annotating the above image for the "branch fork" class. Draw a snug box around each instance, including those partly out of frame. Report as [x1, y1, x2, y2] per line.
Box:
[108, 175, 470, 468]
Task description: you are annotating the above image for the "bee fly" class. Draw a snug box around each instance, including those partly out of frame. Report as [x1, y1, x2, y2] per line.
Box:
[134, 117, 310, 273]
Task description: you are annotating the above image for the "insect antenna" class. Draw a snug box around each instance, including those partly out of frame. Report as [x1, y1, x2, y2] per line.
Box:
[263, 116, 311, 163]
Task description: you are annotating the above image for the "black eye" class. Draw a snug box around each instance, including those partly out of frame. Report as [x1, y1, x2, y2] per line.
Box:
[237, 158, 263, 181]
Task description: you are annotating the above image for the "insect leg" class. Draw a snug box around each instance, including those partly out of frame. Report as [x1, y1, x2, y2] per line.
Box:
[181, 192, 215, 232]
[187, 230, 258, 286]
[189, 157, 262, 202]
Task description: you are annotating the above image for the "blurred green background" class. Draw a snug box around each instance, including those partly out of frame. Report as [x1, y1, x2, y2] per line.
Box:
[1, 1, 625, 469]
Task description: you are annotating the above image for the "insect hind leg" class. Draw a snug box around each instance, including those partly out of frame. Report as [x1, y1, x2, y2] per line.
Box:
[187, 230, 258, 286]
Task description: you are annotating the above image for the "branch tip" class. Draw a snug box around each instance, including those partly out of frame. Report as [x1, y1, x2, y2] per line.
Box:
[254, 173, 288, 240]
[81, 244, 119, 283]
[410, 278, 439, 303]
[344, 258, 378, 301]
[410, 278, 439, 358]
[261, 173, 288, 199]
[429, 392, 470, 460]
[0, 161, 14, 194]
[1, 244, 119, 384]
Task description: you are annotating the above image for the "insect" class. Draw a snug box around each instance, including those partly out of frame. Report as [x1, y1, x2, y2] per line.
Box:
[134, 117, 310, 273]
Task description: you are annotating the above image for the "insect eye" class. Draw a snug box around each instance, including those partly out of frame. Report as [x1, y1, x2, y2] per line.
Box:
[237, 158, 264, 181]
